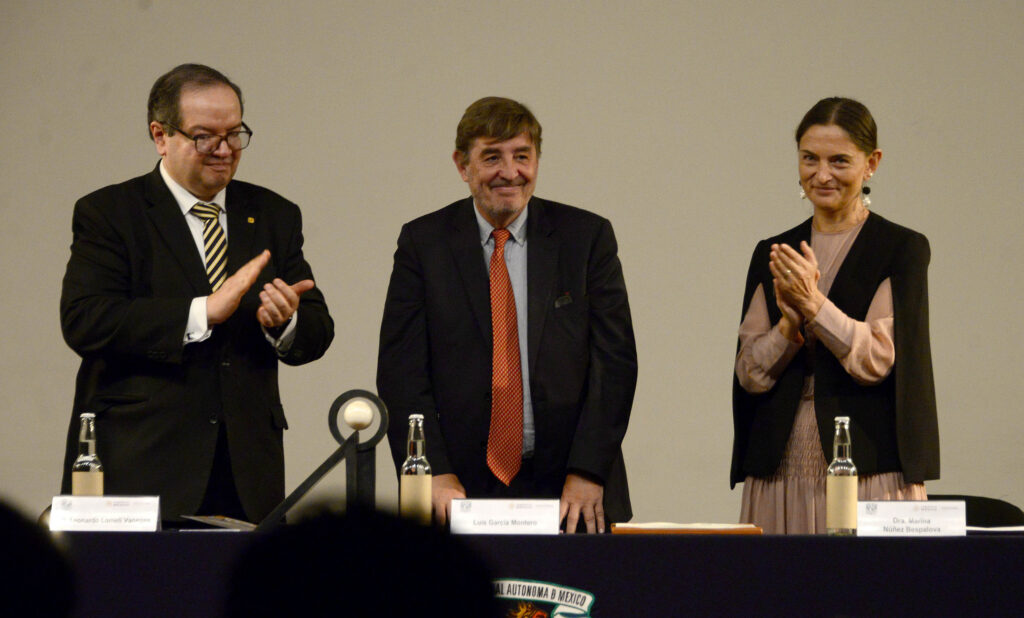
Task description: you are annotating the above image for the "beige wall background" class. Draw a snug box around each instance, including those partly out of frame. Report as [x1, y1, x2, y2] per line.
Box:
[2, 0, 1022, 522]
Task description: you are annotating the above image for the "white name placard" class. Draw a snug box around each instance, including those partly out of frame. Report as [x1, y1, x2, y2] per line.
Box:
[450, 499, 560, 535]
[857, 500, 966, 537]
[49, 496, 160, 532]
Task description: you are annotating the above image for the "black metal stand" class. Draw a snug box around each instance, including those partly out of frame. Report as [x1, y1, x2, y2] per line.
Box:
[255, 390, 389, 531]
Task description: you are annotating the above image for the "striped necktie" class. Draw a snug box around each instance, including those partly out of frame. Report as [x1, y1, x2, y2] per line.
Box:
[190, 202, 227, 291]
[486, 228, 523, 485]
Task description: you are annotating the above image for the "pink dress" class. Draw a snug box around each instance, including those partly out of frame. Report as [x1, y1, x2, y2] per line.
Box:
[735, 220, 926, 534]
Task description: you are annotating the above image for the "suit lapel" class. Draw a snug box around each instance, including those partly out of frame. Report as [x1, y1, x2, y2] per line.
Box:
[448, 199, 492, 346]
[826, 212, 887, 318]
[526, 199, 557, 375]
[142, 165, 212, 295]
[225, 184, 257, 273]
[787, 217, 813, 248]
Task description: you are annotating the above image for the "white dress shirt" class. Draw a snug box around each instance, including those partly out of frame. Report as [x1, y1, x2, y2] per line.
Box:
[158, 160, 296, 352]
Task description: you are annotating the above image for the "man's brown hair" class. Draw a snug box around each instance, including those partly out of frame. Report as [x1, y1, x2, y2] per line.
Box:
[454, 97, 542, 164]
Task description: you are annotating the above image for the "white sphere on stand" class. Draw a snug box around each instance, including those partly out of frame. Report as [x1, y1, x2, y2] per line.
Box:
[343, 399, 374, 430]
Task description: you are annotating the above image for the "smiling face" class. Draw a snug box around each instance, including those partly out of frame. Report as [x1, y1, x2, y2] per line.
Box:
[150, 83, 243, 201]
[798, 123, 881, 218]
[454, 132, 538, 228]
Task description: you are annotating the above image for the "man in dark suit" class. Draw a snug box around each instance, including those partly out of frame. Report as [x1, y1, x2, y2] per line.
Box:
[59, 64, 333, 524]
[377, 97, 637, 533]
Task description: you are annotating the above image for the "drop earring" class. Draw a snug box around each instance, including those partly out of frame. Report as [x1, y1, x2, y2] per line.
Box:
[861, 185, 871, 207]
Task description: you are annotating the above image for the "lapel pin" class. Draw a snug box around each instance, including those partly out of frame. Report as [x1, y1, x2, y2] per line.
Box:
[247, 217, 255, 224]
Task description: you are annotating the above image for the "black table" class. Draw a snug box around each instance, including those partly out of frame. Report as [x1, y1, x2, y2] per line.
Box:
[63, 531, 1024, 617]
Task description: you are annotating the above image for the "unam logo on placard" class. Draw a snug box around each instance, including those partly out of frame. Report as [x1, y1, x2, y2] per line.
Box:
[493, 578, 595, 617]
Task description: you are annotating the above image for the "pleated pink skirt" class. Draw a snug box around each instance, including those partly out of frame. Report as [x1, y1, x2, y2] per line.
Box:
[740, 397, 926, 535]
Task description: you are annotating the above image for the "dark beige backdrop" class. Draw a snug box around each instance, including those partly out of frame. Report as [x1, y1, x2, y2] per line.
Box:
[3, 0, 1022, 522]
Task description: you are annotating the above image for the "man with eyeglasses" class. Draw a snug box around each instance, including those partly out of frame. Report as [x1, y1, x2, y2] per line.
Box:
[59, 64, 334, 525]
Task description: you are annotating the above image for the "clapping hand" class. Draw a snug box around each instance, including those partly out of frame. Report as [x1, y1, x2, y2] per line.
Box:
[769, 241, 825, 321]
[256, 278, 314, 328]
[207, 250, 271, 325]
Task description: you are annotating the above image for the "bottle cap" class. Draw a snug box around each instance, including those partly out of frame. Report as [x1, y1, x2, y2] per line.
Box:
[80, 412, 96, 420]
[834, 416, 850, 424]
[408, 413, 424, 421]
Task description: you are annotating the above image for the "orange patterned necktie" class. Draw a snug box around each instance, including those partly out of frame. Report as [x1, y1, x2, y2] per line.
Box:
[486, 229, 523, 485]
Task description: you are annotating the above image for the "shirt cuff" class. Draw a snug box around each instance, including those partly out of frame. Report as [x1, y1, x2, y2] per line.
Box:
[807, 299, 853, 357]
[770, 321, 804, 348]
[262, 309, 298, 355]
[184, 297, 212, 344]
[767, 324, 803, 372]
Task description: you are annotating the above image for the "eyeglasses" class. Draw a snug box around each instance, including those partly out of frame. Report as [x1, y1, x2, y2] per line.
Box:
[164, 121, 253, 154]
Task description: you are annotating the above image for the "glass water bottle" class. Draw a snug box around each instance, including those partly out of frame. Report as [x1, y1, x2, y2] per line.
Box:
[826, 416, 857, 536]
[71, 412, 104, 496]
[399, 414, 432, 525]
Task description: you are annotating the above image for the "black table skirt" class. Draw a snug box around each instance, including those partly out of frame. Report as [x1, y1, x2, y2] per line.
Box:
[63, 531, 1024, 617]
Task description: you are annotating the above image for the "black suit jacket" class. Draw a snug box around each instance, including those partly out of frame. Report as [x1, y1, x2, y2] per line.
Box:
[731, 212, 939, 487]
[377, 197, 637, 522]
[59, 164, 333, 522]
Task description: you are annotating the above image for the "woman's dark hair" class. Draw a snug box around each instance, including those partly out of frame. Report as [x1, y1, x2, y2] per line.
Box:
[795, 97, 877, 155]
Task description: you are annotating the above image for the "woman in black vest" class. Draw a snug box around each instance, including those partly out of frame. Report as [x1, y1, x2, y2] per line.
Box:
[731, 98, 939, 534]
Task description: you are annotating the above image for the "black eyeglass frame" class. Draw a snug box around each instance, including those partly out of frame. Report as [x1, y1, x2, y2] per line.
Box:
[163, 121, 253, 154]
